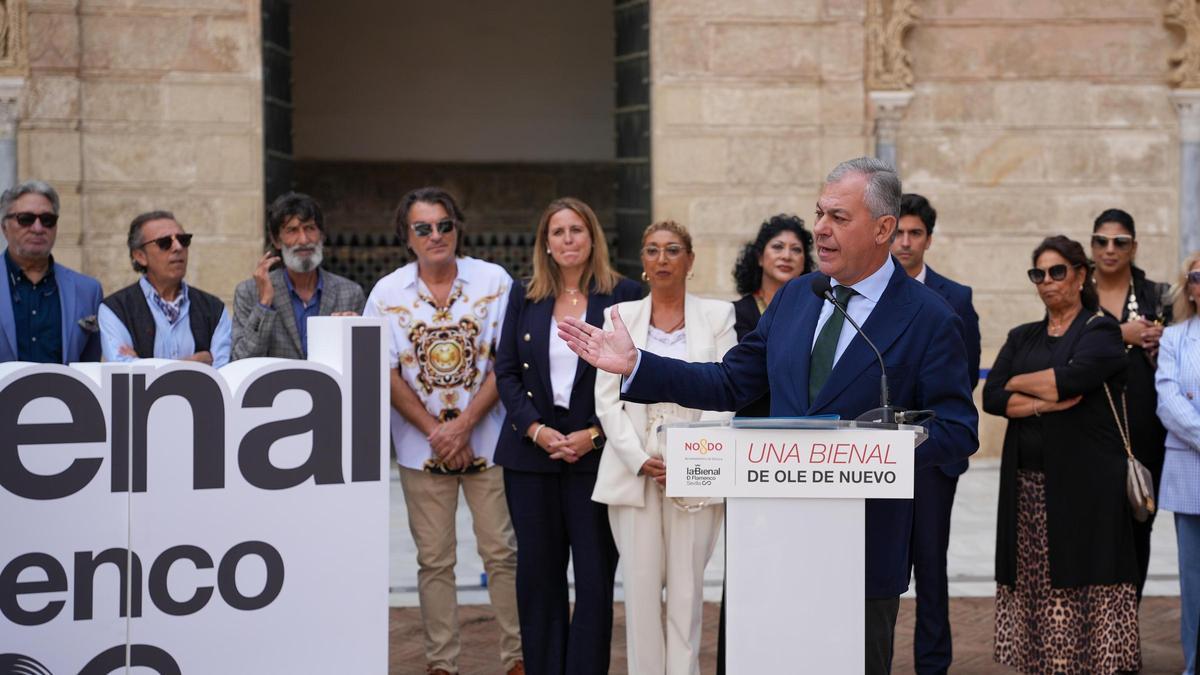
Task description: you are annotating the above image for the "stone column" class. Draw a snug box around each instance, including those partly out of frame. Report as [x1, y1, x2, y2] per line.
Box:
[1173, 89, 1200, 260]
[869, 90, 913, 170]
[0, 76, 18, 249]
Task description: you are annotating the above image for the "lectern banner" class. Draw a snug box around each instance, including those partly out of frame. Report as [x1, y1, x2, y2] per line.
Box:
[0, 318, 390, 674]
[666, 425, 915, 499]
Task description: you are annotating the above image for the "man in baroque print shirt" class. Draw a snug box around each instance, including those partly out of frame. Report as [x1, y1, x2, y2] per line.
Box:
[364, 187, 523, 675]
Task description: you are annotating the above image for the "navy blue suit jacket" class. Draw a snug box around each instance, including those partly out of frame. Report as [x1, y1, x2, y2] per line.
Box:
[0, 254, 103, 363]
[623, 260, 979, 598]
[923, 265, 981, 477]
[494, 277, 643, 473]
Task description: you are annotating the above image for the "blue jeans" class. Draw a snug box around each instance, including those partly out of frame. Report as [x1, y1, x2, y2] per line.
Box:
[1178, 512, 1200, 675]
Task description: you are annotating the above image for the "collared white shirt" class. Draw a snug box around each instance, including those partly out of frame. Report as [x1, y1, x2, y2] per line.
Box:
[812, 256, 894, 366]
[914, 263, 927, 285]
[364, 257, 511, 470]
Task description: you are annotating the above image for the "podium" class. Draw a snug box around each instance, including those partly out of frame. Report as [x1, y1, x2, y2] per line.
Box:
[664, 418, 925, 674]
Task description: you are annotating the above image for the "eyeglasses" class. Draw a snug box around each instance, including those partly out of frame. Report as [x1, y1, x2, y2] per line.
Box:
[1027, 264, 1076, 284]
[1091, 234, 1134, 250]
[139, 233, 193, 251]
[4, 212, 58, 228]
[642, 244, 686, 260]
[1187, 270, 1200, 285]
[412, 219, 455, 237]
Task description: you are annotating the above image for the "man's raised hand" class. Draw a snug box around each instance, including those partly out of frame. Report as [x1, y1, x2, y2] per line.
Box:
[558, 307, 639, 377]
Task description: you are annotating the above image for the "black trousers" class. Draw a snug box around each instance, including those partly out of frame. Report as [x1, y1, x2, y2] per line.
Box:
[866, 596, 901, 675]
[1131, 508, 1156, 601]
[503, 469, 618, 675]
[910, 467, 959, 674]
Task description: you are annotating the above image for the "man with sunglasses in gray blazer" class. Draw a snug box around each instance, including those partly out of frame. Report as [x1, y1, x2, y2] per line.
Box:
[0, 180, 103, 364]
[231, 192, 365, 361]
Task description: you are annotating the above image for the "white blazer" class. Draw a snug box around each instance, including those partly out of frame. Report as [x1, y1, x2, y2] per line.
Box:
[592, 294, 737, 507]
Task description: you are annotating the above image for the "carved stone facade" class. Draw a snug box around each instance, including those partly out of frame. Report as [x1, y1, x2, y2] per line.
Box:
[1167, 0, 1200, 88]
[866, 0, 917, 91]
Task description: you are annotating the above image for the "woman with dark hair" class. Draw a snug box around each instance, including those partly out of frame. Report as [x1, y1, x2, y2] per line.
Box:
[493, 197, 641, 675]
[729, 214, 813, 417]
[1091, 208, 1172, 599]
[984, 235, 1139, 673]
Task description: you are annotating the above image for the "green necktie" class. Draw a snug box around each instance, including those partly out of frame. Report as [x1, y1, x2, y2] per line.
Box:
[808, 285, 857, 402]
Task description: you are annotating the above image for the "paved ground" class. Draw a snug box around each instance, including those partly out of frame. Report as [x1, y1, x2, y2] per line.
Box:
[387, 460, 1188, 672]
[387, 598, 1185, 674]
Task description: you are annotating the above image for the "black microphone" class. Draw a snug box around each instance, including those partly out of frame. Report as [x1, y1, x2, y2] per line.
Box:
[810, 275, 894, 423]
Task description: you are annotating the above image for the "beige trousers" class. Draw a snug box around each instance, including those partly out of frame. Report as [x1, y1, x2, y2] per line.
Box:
[399, 465, 522, 672]
[608, 478, 723, 675]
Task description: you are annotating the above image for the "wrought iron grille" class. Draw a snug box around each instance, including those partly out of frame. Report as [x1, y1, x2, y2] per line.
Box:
[323, 231, 619, 294]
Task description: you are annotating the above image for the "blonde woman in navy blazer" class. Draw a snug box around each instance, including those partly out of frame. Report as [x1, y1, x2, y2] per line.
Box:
[494, 197, 641, 675]
[1156, 250, 1200, 675]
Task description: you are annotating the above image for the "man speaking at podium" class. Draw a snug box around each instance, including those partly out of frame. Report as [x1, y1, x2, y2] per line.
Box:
[559, 157, 978, 674]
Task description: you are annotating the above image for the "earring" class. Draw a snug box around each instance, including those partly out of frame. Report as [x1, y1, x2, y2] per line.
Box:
[687, 271, 695, 280]
[641, 272, 649, 282]
[546, 248, 551, 254]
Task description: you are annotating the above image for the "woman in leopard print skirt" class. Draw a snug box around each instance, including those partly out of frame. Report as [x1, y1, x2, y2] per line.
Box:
[983, 236, 1140, 674]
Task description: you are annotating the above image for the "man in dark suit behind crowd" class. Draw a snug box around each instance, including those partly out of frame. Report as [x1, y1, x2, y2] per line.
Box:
[559, 157, 979, 674]
[892, 193, 981, 675]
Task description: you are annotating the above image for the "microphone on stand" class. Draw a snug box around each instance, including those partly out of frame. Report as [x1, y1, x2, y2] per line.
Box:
[810, 275, 901, 424]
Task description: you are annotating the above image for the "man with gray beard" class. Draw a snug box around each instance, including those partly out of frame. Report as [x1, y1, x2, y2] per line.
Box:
[232, 192, 365, 359]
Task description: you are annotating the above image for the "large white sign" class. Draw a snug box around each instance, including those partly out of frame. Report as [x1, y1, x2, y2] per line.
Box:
[0, 317, 389, 674]
[666, 425, 915, 499]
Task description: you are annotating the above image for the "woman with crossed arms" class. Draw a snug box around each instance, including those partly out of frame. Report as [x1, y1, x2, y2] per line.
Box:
[592, 221, 736, 675]
[983, 235, 1138, 674]
[493, 197, 641, 675]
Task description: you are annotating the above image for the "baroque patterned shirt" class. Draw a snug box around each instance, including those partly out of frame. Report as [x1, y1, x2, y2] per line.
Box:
[364, 257, 511, 470]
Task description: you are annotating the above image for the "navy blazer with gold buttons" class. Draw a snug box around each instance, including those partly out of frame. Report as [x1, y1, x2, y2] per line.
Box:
[494, 276, 643, 473]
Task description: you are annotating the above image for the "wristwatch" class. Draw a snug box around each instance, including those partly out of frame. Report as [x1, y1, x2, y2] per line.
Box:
[588, 426, 605, 450]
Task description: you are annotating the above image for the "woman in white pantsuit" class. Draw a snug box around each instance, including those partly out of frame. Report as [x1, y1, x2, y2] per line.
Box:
[592, 221, 736, 675]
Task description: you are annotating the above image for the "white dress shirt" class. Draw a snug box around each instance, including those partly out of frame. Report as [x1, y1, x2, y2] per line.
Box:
[811, 256, 894, 366]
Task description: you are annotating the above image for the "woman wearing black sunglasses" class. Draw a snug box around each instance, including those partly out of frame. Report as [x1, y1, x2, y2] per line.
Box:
[1090, 209, 1172, 600]
[984, 235, 1139, 674]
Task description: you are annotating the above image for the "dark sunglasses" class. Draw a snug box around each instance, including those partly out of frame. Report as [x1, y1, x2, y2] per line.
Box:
[1188, 271, 1200, 285]
[1027, 264, 1079, 284]
[139, 233, 193, 251]
[1091, 234, 1134, 250]
[5, 212, 58, 228]
[411, 219, 455, 237]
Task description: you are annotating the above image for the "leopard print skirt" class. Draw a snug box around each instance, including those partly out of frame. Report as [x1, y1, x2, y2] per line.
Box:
[994, 470, 1141, 674]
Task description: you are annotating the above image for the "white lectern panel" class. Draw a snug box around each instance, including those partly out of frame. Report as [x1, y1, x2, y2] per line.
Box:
[726, 498, 864, 674]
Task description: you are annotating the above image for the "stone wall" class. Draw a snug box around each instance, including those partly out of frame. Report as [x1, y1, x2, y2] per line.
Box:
[650, 0, 1184, 458]
[650, 0, 871, 298]
[20, 0, 263, 300]
[900, 1, 1180, 457]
